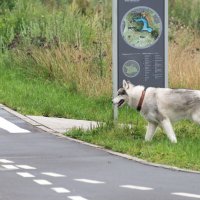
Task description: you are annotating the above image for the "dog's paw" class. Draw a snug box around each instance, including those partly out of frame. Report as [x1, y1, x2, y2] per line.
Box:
[170, 137, 177, 143]
[145, 137, 152, 142]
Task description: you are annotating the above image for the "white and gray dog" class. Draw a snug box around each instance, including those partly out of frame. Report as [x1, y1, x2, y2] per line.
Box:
[112, 80, 200, 143]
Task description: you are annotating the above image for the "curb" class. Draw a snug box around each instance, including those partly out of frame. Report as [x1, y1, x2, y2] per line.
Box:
[0, 104, 56, 134]
[1, 103, 200, 175]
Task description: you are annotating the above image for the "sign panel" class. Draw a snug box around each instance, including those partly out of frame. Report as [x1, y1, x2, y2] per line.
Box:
[112, 0, 168, 91]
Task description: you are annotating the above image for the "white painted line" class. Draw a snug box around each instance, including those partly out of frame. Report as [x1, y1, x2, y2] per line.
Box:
[17, 172, 35, 178]
[34, 179, 52, 185]
[0, 159, 14, 164]
[74, 179, 105, 184]
[172, 193, 200, 199]
[68, 196, 88, 200]
[42, 172, 66, 177]
[51, 188, 70, 193]
[16, 165, 36, 170]
[0, 117, 30, 133]
[2, 165, 19, 170]
[120, 185, 153, 191]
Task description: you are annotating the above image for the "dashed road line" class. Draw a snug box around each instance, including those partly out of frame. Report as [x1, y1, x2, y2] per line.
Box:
[120, 185, 154, 191]
[42, 172, 66, 177]
[16, 165, 36, 170]
[33, 179, 52, 185]
[172, 193, 200, 199]
[0, 117, 30, 133]
[68, 196, 88, 200]
[17, 172, 35, 178]
[51, 187, 70, 193]
[74, 179, 105, 184]
[2, 158, 199, 200]
[0, 159, 14, 164]
[1, 165, 19, 170]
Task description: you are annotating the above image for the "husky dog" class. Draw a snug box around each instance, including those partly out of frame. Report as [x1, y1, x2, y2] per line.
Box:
[112, 80, 200, 143]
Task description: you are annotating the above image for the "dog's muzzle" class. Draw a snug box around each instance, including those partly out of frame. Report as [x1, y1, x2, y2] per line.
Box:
[112, 99, 125, 108]
[118, 99, 125, 107]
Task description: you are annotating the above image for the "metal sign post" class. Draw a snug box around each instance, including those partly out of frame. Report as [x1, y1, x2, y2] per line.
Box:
[112, 0, 168, 120]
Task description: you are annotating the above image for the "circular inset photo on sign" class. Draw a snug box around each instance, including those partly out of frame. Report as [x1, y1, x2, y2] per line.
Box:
[121, 6, 162, 49]
[123, 60, 140, 78]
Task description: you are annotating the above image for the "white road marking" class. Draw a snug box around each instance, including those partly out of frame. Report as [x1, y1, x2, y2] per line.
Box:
[0, 159, 14, 164]
[120, 185, 153, 191]
[16, 165, 36, 170]
[34, 179, 52, 185]
[0, 117, 30, 133]
[17, 172, 35, 178]
[51, 188, 70, 193]
[74, 179, 105, 184]
[68, 196, 88, 200]
[2, 165, 19, 170]
[42, 172, 66, 177]
[172, 193, 200, 199]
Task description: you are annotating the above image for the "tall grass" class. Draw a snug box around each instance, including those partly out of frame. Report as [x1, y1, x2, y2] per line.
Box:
[0, 0, 112, 96]
[169, 30, 200, 89]
[24, 44, 112, 96]
[169, 0, 200, 30]
[1, 0, 200, 98]
[0, 0, 112, 49]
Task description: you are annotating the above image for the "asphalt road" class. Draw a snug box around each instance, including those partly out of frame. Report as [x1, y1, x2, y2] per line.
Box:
[0, 107, 200, 200]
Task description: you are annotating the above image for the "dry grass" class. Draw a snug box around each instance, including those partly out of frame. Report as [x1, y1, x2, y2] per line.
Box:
[12, 27, 200, 97]
[14, 30, 200, 96]
[14, 29, 200, 97]
[169, 30, 200, 89]
[26, 43, 112, 97]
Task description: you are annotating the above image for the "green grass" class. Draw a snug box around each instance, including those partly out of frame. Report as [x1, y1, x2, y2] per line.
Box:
[0, 54, 137, 122]
[169, 0, 200, 30]
[0, 63, 106, 120]
[0, 0, 112, 97]
[66, 121, 200, 171]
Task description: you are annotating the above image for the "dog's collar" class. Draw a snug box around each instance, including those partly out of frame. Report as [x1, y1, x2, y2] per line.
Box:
[137, 89, 146, 112]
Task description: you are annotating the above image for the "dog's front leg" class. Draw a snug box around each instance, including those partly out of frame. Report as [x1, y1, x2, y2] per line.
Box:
[160, 118, 177, 143]
[145, 122, 158, 142]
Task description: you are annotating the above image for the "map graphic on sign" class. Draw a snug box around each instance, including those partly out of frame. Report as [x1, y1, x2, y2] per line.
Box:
[123, 60, 140, 78]
[121, 6, 162, 49]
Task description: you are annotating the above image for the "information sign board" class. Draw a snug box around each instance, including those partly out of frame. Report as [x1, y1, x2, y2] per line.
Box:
[112, 0, 168, 119]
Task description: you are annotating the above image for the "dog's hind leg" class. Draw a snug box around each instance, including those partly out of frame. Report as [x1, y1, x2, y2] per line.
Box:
[160, 118, 177, 143]
[145, 122, 158, 142]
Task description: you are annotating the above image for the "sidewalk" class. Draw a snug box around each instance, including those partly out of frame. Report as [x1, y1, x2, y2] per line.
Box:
[1, 103, 99, 134]
[27, 116, 99, 133]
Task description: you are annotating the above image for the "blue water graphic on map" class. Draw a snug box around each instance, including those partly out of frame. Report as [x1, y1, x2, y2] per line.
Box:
[134, 17, 153, 33]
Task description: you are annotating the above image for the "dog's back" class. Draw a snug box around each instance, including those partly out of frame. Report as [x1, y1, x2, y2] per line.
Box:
[144, 88, 200, 122]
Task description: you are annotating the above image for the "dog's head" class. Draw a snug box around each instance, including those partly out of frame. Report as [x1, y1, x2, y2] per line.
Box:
[112, 80, 134, 108]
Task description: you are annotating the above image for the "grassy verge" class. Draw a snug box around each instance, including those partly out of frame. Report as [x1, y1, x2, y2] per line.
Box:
[2, 58, 200, 171]
[0, 61, 108, 120]
[66, 121, 200, 171]
[0, 55, 137, 122]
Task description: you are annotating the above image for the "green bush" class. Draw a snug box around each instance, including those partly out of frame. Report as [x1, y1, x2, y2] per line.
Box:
[0, 0, 112, 51]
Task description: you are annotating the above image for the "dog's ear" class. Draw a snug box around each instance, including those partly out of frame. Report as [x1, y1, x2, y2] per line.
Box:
[123, 80, 129, 90]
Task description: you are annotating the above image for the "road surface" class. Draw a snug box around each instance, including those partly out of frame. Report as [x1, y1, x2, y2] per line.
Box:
[0, 107, 200, 200]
